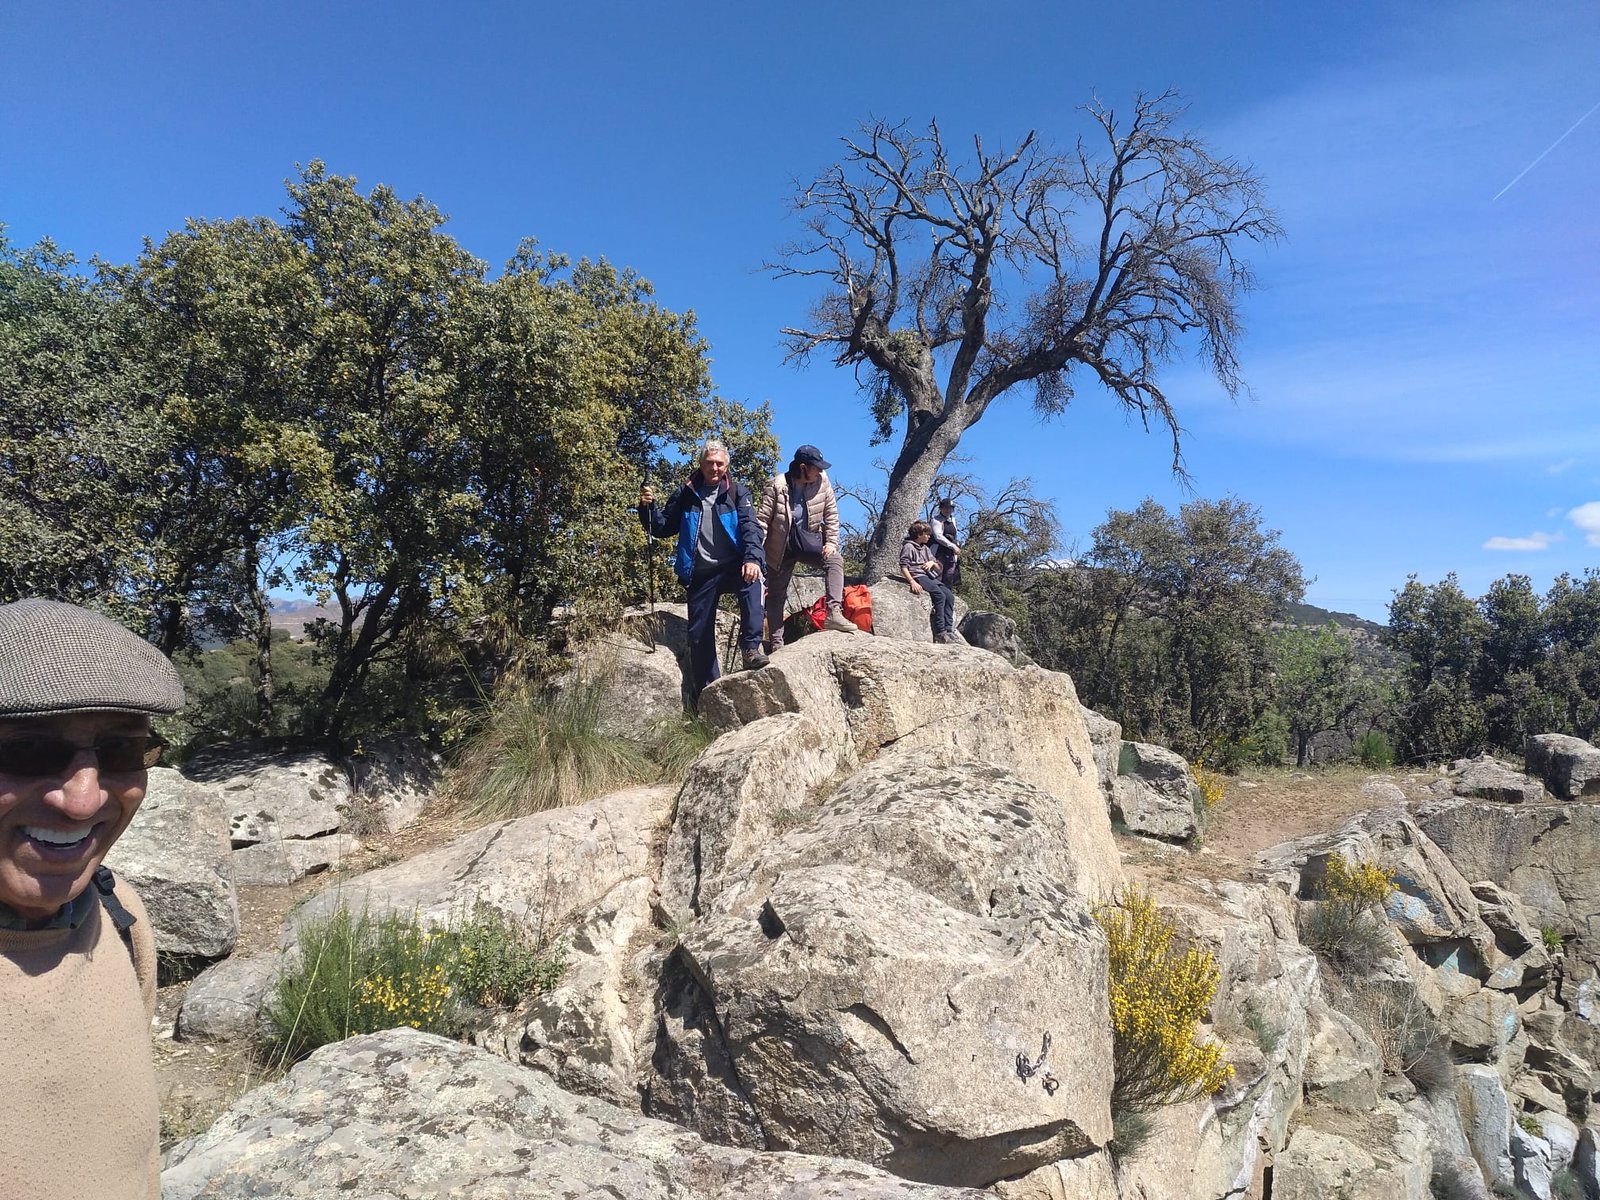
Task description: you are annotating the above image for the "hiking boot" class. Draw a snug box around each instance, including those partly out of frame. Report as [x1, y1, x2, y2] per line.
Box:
[822, 608, 861, 634]
[935, 630, 961, 645]
[741, 646, 770, 670]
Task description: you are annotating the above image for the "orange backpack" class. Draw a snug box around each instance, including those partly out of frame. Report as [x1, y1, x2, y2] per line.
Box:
[841, 584, 873, 633]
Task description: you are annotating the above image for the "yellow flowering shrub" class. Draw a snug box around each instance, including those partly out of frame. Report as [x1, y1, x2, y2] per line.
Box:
[355, 962, 452, 1031]
[263, 903, 564, 1065]
[1322, 852, 1395, 910]
[1190, 763, 1226, 810]
[1304, 851, 1396, 968]
[1094, 885, 1234, 1111]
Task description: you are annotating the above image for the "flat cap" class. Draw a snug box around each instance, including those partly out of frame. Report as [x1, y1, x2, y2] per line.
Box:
[0, 599, 186, 718]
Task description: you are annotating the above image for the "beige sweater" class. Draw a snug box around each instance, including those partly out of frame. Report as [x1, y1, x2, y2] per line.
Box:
[0, 873, 160, 1200]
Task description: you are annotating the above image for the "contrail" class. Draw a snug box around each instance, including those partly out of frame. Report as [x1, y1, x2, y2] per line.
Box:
[1494, 98, 1600, 201]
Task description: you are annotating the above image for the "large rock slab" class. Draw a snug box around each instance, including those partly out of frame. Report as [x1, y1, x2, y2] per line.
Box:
[1112, 741, 1198, 842]
[159, 1028, 985, 1199]
[1132, 880, 1320, 1199]
[1527, 734, 1600, 800]
[652, 749, 1117, 1188]
[673, 863, 1111, 1187]
[230, 833, 363, 886]
[553, 611, 694, 735]
[286, 784, 675, 939]
[696, 636, 1121, 905]
[176, 955, 278, 1042]
[105, 767, 238, 961]
[1450, 756, 1545, 805]
[1080, 707, 1121, 804]
[1418, 800, 1600, 953]
[1271, 1103, 1430, 1200]
[1304, 1002, 1383, 1110]
[184, 740, 350, 847]
[958, 611, 1026, 663]
[479, 876, 659, 1109]
[864, 579, 969, 643]
[660, 711, 838, 918]
[342, 734, 440, 833]
[1458, 1063, 1516, 1192]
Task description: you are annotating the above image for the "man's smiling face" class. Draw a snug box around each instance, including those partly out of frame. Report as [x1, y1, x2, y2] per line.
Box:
[0, 712, 151, 922]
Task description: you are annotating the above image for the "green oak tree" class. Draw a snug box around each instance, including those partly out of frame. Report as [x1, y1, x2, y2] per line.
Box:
[0, 234, 169, 619]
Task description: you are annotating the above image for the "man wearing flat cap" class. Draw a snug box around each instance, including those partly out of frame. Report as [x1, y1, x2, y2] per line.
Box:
[0, 598, 185, 1200]
[758, 444, 860, 650]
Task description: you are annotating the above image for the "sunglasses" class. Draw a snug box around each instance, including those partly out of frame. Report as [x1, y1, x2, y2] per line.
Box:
[0, 733, 166, 777]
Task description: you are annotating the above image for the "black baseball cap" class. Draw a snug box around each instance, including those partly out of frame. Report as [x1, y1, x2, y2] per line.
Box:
[792, 445, 831, 470]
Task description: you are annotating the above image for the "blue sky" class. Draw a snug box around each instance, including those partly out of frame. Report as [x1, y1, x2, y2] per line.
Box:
[3, 1, 1596, 621]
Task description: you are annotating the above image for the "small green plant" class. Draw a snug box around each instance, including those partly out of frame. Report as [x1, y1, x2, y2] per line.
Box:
[1517, 1114, 1543, 1136]
[1304, 852, 1396, 970]
[1551, 1166, 1585, 1200]
[1351, 980, 1441, 1075]
[453, 905, 565, 1008]
[1541, 925, 1563, 953]
[1355, 730, 1395, 769]
[1249, 708, 1290, 768]
[1242, 998, 1282, 1054]
[1431, 1155, 1487, 1200]
[1094, 885, 1234, 1113]
[263, 902, 563, 1066]
[336, 791, 391, 840]
[1405, 1038, 1455, 1098]
[264, 907, 458, 1064]
[1107, 1106, 1154, 1164]
[644, 711, 717, 780]
[448, 674, 655, 820]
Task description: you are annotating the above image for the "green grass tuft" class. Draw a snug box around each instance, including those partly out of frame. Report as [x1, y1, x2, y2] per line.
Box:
[448, 675, 656, 821]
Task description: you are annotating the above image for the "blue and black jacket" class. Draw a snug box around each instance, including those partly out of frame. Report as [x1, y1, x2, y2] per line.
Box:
[640, 470, 765, 584]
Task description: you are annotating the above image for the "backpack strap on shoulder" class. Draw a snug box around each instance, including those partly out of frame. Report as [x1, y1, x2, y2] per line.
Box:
[92, 866, 138, 953]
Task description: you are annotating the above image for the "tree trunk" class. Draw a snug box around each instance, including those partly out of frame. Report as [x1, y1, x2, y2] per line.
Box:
[862, 418, 963, 581]
[155, 597, 186, 657]
[249, 561, 274, 736]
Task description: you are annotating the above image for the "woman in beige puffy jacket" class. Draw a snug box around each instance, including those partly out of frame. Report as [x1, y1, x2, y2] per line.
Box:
[757, 444, 860, 649]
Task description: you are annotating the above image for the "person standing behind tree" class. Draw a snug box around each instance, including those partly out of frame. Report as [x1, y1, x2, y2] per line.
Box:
[930, 497, 962, 590]
[900, 520, 959, 643]
[639, 439, 768, 698]
[757, 444, 860, 650]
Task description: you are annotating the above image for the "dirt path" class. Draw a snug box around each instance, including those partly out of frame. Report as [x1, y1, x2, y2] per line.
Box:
[1202, 765, 1435, 864]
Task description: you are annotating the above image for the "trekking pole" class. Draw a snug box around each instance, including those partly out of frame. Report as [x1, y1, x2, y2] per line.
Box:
[637, 477, 658, 653]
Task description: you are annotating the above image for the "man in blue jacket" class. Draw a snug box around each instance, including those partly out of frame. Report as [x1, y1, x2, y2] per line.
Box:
[639, 439, 768, 697]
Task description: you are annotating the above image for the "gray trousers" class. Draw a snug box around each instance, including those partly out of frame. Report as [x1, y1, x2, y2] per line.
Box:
[765, 549, 845, 646]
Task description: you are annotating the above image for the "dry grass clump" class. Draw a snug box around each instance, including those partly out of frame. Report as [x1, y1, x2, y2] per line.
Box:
[448, 675, 655, 821]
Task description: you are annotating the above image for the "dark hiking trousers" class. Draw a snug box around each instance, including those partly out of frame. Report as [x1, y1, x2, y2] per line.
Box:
[920, 574, 955, 637]
[685, 563, 764, 695]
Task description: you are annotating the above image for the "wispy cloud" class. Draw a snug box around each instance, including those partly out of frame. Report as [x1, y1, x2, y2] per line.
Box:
[1484, 531, 1561, 551]
[1548, 458, 1578, 475]
[1570, 502, 1600, 546]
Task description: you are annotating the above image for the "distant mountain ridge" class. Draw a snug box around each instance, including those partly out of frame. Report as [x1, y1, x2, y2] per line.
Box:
[269, 599, 342, 641]
[1283, 601, 1386, 636]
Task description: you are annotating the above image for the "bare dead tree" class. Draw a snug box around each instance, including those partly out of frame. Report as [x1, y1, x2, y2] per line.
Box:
[771, 92, 1281, 580]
